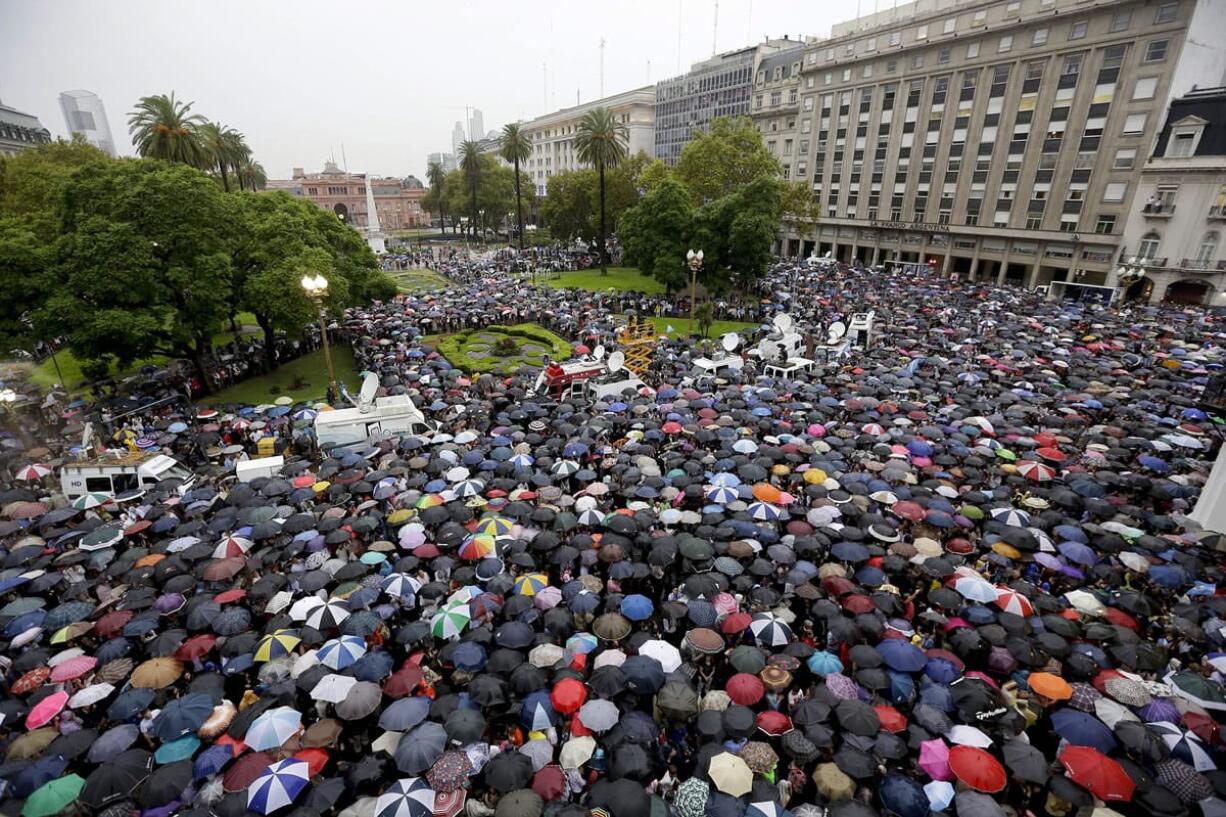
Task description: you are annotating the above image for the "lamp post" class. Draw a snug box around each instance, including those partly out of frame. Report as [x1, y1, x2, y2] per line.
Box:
[686, 249, 704, 322]
[300, 273, 338, 402]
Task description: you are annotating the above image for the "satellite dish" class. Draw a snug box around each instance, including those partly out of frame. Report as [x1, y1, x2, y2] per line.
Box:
[720, 333, 741, 352]
[357, 371, 379, 412]
[826, 321, 847, 344]
[607, 350, 625, 374]
[592, 345, 606, 361]
[773, 313, 794, 334]
[757, 339, 778, 362]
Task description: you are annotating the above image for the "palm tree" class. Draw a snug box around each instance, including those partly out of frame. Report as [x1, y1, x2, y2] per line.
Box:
[199, 121, 245, 191]
[499, 123, 532, 251]
[236, 159, 266, 191]
[128, 92, 206, 166]
[574, 107, 628, 276]
[459, 140, 482, 240]
[426, 161, 448, 237]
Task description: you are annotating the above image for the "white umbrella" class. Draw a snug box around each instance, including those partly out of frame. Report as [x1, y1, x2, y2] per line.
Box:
[947, 724, 993, 747]
[559, 736, 596, 770]
[639, 639, 682, 673]
[311, 673, 359, 703]
[578, 699, 619, 732]
[69, 683, 115, 709]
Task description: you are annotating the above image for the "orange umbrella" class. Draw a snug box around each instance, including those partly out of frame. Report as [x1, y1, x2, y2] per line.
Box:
[131, 657, 184, 689]
[134, 553, 165, 568]
[751, 483, 781, 504]
[1029, 672, 1073, 701]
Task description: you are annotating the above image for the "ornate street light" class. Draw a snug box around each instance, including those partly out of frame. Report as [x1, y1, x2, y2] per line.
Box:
[686, 249, 704, 320]
[300, 274, 338, 401]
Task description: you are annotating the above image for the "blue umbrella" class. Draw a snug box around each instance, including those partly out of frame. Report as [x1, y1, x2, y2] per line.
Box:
[452, 642, 488, 673]
[831, 541, 870, 562]
[193, 743, 234, 780]
[152, 693, 215, 741]
[876, 640, 928, 673]
[1051, 709, 1117, 753]
[108, 688, 156, 721]
[1057, 541, 1098, 567]
[806, 652, 843, 676]
[621, 655, 666, 694]
[1149, 564, 1189, 589]
[880, 773, 930, 817]
[1137, 455, 1168, 472]
[6, 755, 68, 798]
[379, 697, 431, 732]
[621, 594, 654, 622]
[350, 650, 394, 682]
[154, 734, 200, 764]
[88, 724, 140, 765]
[924, 658, 962, 685]
[886, 671, 916, 705]
[520, 690, 557, 731]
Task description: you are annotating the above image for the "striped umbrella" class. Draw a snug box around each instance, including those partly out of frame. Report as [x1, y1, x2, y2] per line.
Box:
[989, 507, 1031, 527]
[375, 778, 436, 817]
[247, 758, 311, 814]
[578, 509, 605, 526]
[457, 534, 496, 561]
[255, 630, 301, 663]
[475, 516, 514, 536]
[1147, 721, 1216, 771]
[1016, 460, 1055, 482]
[382, 573, 421, 601]
[508, 453, 535, 469]
[318, 636, 367, 670]
[15, 464, 51, 481]
[706, 485, 739, 504]
[453, 480, 485, 498]
[245, 706, 303, 751]
[748, 614, 792, 648]
[551, 460, 581, 477]
[994, 587, 1034, 617]
[304, 600, 350, 631]
[213, 536, 253, 559]
[72, 493, 112, 511]
[430, 603, 470, 640]
[746, 502, 783, 522]
[514, 573, 549, 597]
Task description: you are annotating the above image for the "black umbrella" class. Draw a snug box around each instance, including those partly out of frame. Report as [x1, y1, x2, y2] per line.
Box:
[483, 751, 533, 793]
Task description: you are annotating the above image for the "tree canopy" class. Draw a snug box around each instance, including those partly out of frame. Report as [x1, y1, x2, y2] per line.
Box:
[674, 116, 781, 204]
[617, 175, 694, 293]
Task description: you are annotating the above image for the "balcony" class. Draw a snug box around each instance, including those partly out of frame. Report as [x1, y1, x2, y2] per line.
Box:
[1209, 206, 1226, 222]
[1141, 203, 1176, 218]
[1179, 258, 1226, 271]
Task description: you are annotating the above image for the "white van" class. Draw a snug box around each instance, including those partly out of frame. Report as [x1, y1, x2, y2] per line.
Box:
[60, 451, 196, 501]
[235, 455, 285, 484]
[314, 395, 437, 448]
[587, 376, 656, 402]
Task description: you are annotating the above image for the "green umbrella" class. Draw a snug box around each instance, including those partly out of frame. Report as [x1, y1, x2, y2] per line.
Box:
[72, 493, 112, 511]
[995, 448, 1017, 461]
[23, 774, 85, 817]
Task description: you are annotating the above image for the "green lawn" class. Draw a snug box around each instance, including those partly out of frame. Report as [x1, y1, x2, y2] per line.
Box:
[542, 266, 664, 295]
[388, 268, 449, 293]
[202, 346, 361, 407]
[28, 312, 262, 393]
[434, 323, 570, 374]
[629, 316, 759, 340]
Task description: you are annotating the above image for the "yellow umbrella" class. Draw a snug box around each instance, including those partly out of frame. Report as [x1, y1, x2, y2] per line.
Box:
[991, 542, 1021, 560]
[51, 622, 93, 644]
[255, 630, 301, 662]
[803, 468, 828, 485]
[131, 657, 184, 689]
[813, 762, 856, 800]
[386, 509, 413, 525]
[5, 728, 58, 760]
[708, 752, 753, 796]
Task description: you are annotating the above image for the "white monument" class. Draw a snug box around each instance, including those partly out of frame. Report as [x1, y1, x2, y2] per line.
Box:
[364, 176, 386, 255]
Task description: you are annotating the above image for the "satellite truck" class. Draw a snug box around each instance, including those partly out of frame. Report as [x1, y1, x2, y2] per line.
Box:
[691, 333, 746, 382]
[314, 372, 437, 448]
[533, 347, 655, 402]
[59, 422, 197, 501]
[749, 313, 816, 378]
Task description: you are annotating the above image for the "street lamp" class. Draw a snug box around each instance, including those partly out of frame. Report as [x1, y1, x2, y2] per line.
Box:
[300, 273, 338, 402]
[687, 249, 704, 321]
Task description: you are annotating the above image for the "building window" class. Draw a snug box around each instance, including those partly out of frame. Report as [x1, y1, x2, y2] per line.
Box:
[866, 37, 876, 52]
[1137, 231, 1161, 259]
[1026, 213, 1043, 229]
[1212, 184, 1226, 216]
[939, 48, 951, 65]
[1155, 3, 1177, 23]
[1095, 215, 1116, 234]
[1068, 21, 1088, 40]
[862, 64, 873, 79]
[890, 31, 901, 46]
[1031, 29, 1047, 46]
[1122, 114, 1146, 135]
[842, 68, 851, 81]
[917, 24, 928, 40]
[1111, 10, 1132, 31]
[1103, 182, 1127, 202]
[1006, 1, 1020, 15]
[966, 42, 980, 58]
[943, 17, 956, 34]
[1145, 40, 1169, 62]
[1169, 131, 1197, 157]
[911, 53, 925, 69]
[1132, 77, 1158, 100]
[999, 35, 1014, 52]
[1113, 148, 1137, 169]
[1197, 232, 1220, 264]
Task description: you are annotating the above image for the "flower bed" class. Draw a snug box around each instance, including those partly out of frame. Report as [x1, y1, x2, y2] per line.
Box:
[434, 323, 571, 374]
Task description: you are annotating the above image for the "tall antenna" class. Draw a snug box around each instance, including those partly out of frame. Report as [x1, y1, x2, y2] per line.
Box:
[676, 0, 683, 73]
[712, 0, 719, 55]
[341, 143, 348, 173]
[647, 59, 652, 84]
[599, 37, 606, 98]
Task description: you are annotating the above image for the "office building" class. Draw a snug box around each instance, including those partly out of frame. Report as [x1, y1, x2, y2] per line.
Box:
[655, 38, 804, 166]
[59, 90, 116, 156]
[469, 109, 485, 143]
[267, 162, 429, 231]
[0, 100, 52, 156]
[523, 86, 656, 197]
[427, 152, 457, 173]
[764, 0, 1226, 292]
[452, 121, 466, 155]
[1112, 86, 1226, 304]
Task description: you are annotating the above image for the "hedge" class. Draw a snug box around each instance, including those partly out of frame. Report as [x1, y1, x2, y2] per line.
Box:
[435, 323, 571, 374]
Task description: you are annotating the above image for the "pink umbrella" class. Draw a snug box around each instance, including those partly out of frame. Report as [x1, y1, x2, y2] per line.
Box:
[49, 655, 97, 683]
[919, 739, 953, 781]
[26, 690, 69, 729]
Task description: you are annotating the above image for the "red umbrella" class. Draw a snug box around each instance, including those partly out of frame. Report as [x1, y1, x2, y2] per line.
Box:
[721, 613, 752, 634]
[822, 577, 856, 597]
[202, 557, 246, 581]
[293, 747, 329, 777]
[892, 501, 925, 522]
[223, 750, 276, 792]
[841, 595, 876, 614]
[756, 711, 792, 735]
[874, 705, 907, 733]
[1059, 746, 1135, 802]
[11, 667, 49, 695]
[550, 678, 587, 714]
[175, 634, 218, 661]
[383, 666, 423, 698]
[947, 746, 1007, 793]
[94, 610, 135, 638]
[662, 422, 682, 435]
[1101, 608, 1138, 631]
[124, 520, 152, 536]
[531, 765, 567, 800]
[215, 589, 248, 605]
[1036, 447, 1067, 462]
[726, 673, 764, 706]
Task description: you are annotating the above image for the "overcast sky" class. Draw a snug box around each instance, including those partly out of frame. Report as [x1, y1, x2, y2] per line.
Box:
[1, 0, 859, 181]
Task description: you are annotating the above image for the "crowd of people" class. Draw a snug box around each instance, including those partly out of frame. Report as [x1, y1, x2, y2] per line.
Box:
[0, 255, 1223, 817]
